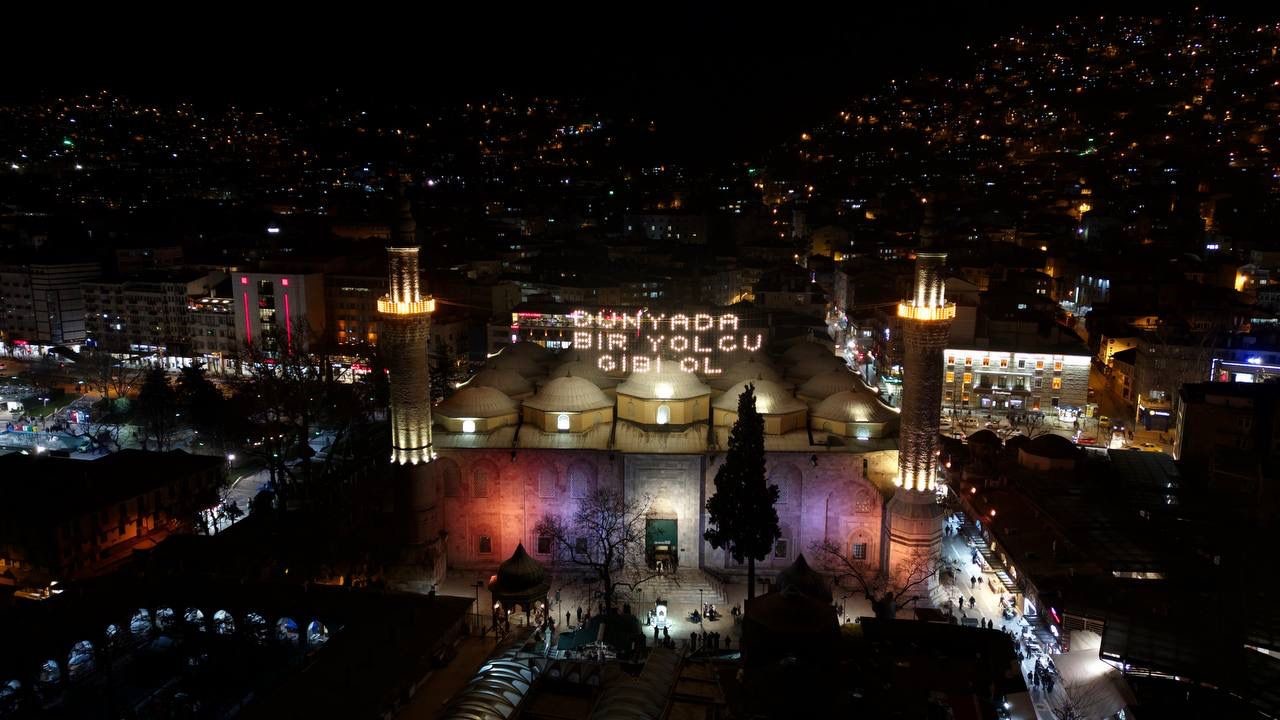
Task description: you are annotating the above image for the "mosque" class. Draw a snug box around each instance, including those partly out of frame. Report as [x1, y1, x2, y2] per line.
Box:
[381, 209, 953, 589]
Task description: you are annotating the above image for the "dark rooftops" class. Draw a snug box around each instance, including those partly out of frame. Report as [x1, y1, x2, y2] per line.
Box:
[0, 450, 224, 522]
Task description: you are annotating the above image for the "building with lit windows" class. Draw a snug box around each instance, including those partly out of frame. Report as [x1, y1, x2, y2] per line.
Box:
[83, 270, 224, 360]
[942, 347, 1091, 417]
[0, 260, 101, 349]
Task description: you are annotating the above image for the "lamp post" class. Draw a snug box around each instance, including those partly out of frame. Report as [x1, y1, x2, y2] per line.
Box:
[474, 580, 484, 635]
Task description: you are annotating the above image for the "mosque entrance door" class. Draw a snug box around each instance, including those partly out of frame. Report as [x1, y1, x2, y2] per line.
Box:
[646, 518, 678, 571]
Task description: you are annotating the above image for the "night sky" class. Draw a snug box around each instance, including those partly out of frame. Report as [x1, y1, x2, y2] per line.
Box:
[2, 5, 1082, 159]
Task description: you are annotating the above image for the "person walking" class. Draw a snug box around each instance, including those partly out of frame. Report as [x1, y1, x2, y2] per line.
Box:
[969, 595, 976, 609]
[577, 606, 582, 623]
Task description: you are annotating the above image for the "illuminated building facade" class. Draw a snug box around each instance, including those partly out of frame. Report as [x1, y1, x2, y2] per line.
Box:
[942, 348, 1091, 415]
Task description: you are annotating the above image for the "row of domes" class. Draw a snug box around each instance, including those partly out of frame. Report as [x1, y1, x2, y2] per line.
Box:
[435, 339, 899, 438]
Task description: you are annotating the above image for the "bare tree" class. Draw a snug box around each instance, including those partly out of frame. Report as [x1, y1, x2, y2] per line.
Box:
[811, 541, 940, 619]
[535, 488, 661, 611]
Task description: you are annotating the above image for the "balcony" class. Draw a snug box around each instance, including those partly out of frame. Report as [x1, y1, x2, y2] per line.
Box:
[377, 297, 435, 315]
[896, 302, 956, 321]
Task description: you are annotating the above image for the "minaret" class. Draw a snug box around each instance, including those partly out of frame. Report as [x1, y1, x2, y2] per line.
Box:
[886, 200, 954, 571]
[380, 197, 435, 467]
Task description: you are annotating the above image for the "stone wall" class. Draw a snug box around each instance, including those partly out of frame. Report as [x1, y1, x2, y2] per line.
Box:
[434, 447, 894, 581]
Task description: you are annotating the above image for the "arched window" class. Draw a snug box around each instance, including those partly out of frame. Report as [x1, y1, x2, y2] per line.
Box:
[556, 413, 571, 431]
[656, 404, 670, 425]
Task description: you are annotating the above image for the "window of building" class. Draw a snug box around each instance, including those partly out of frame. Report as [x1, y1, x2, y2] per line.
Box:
[556, 413, 571, 431]
[965, 357, 973, 366]
[1036, 359, 1045, 370]
[656, 404, 670, 425]
[774, 540, 788, 559]
[947, 356, 955, 366]
[999, 358, 1009, 368]
[1054, 360, 1064, 371]
[575, 537, 589, 555]
[852, 543, 868, 561]
[478, 536, 493, 555]
[1032, 398, 1041, 410]
[962, 372, 972, 385]
[1017, 358, 1026, 369]
[945, 371, 955, 383]
[944, 390, 954, 401]
[1034, 378, 1043, 389]
[962, 392, 970, 402]
[1052, 377, 1062, 389]
[1051, 397, 1060, 407]
[982, 357, 991, 367]
[537, 536, 553, 555]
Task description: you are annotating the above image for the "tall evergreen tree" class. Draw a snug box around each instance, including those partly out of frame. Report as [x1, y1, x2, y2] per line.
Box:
[177, 364, 228, 452]
[137, 366, 178, 451]
[704, 383, 780, 599]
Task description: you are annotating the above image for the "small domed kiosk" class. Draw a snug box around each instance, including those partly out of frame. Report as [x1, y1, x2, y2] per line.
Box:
[487, 543, 551, 624]
[775, 553, 832, 604]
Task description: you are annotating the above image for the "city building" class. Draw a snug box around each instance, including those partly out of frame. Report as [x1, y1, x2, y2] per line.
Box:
[229, 271, 326, 353]
[187, 278, 239, 372]
[82, 270, 225, 360]
[0, 450, 224, 581]
[942, 347, 1091, 417]
[1175, 383, 1280, 500]
[0, 260, 101, 350]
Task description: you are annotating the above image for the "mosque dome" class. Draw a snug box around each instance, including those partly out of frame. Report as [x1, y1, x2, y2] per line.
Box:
[524, 376, 613, 413]
[617, 367, 711, 400]
[713, 379, 805, 415]
[435, 386, 518, 419]
[1025, 433, 1079, 459]
[799, 368, 868, 399]
[967, 429, 1002, 447]
[711, 356, 783, 391]
[499, 341, 553, 364]
[548, 355, 619, 389]
[785, 354, 848, 382]
[781, 339, 835, 366]
[485, 353, 546, 378]
[811, 390, 898, 425]
[464, 368, 534, 397]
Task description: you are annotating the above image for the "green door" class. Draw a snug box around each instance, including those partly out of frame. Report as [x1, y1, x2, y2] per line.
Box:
[646, 519, 677, 568]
